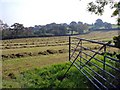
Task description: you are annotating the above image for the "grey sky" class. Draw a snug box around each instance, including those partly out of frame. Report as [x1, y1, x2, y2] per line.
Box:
[0, 0, 118, 27]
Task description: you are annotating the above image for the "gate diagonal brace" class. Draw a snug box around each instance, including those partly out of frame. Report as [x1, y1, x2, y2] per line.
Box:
[80, 41, 111, 70]
[70, 39, 81, 59]
[60, 41, 111, 82]
[59, 49, 82, 81]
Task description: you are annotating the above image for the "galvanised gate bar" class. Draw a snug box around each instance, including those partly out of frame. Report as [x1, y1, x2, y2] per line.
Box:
[68, 36, 120, 89]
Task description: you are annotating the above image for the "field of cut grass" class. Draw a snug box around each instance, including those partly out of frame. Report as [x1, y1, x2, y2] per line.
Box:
[3, 53, 68, 75]
[1, 30, 120, 88]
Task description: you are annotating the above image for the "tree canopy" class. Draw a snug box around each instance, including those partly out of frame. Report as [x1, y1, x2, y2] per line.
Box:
[86, 0, 120, 26]
[2, 21, 90, 39]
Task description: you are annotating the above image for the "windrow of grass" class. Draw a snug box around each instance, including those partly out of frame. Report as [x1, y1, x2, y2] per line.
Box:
[2, 49, 68, 60]
[1, 30, 118, 50]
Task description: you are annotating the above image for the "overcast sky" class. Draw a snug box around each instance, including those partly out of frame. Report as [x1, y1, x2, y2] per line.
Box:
[0, 0, 119, 27]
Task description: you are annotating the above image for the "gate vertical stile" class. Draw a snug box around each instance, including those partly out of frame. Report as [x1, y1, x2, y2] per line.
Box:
[103, 45, 107, 86]
[103, 45, 106, 77]
[69, 36, 71, 61]
[80, 39, 82, 69]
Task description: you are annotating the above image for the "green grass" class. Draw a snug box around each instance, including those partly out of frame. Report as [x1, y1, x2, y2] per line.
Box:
[112, 24, 118, 28]
[3, 63, 92, 88]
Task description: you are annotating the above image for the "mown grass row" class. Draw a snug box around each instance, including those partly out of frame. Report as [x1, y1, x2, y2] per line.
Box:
[2, 49, 68, 60]
[2, 43, 69, 49]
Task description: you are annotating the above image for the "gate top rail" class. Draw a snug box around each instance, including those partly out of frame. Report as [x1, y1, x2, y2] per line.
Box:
[73, 37, 119, 48]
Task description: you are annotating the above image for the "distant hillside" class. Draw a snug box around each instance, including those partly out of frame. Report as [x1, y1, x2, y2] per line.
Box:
[77, 29, 119, 42]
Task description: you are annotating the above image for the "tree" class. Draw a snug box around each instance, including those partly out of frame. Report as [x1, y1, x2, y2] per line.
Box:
[0, 19, 9, 30]
[77, 23, 88, 34]
[94, 19, 104, 29]
[10, 23, 25, 38]
[0, 19, 11, 39]
[104, 22, 112, 29]
[69, 21, 77, 34]
[87, 0, 120, 26]
[2, 28, 12, 39]
[59, 24, 67, 35]
[113, 35, 120, 48]
[11, 23, 24, 30]
[78, 21, 83, 25]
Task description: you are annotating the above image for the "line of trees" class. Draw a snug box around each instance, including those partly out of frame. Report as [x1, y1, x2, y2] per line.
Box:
[1, 21, 89, 39]
[0, 18, 117, 39]
[90, 19, 112, 30]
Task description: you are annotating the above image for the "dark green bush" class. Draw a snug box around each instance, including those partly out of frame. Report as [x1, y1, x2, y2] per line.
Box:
[113, 35, 120, 48]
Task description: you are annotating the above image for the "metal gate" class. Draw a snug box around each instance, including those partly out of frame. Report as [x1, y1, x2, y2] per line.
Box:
[67, 36, 120, 89]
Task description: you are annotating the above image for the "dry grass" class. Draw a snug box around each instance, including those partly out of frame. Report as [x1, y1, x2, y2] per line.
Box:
[2, 53, 68, 78]
[1, 30, 119, 49]
[77, 30, 119, 40]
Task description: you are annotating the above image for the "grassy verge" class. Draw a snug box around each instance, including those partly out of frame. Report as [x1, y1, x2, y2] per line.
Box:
[3, 63, 92, 88]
